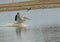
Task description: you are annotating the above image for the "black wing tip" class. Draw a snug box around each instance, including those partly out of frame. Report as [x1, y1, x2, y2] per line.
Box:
[15, 14, 17, 21]
[15, 12, 20, 21]
[15, 12, 19, 21]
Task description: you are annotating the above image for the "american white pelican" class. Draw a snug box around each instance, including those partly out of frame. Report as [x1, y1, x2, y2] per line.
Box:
[0, 12, 31, 32]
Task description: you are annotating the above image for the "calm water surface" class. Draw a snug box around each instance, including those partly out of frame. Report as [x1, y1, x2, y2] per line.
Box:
[0, 9, 60, 42]
[0, 25, 60, 42]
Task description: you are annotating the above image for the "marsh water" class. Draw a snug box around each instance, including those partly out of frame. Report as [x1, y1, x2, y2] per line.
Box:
[0, 25, 60, 42]
[0, 9, 60, 42]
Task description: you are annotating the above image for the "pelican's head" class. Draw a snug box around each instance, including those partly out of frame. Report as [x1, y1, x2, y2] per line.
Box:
[23, 16, 31, 21]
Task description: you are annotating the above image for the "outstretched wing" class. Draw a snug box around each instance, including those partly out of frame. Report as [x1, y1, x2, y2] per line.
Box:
[15, 12, 23, 23]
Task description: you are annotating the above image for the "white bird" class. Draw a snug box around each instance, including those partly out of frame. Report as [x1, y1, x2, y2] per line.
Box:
[0, 12, 31, 32]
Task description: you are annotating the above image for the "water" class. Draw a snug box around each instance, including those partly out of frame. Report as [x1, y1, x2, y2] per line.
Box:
[0, 25, 60, 42]
[0, 27, 17, 42]
[0, 8, 60, 42]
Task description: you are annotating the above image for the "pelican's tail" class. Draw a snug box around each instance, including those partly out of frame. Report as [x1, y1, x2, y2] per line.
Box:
[0, 23, 17, 27]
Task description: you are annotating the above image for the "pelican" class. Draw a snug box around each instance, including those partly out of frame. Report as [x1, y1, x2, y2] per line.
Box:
[0, 12, 31, 32]
[15, 12, 31, 32]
